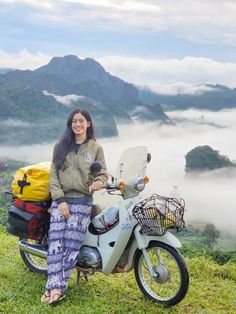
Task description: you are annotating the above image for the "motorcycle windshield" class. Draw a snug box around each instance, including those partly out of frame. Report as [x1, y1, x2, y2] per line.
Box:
[115, 146, 148, 180]
[93, 146, 149, 210]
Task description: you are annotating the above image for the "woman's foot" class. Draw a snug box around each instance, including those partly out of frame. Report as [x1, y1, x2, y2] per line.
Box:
[48, 289, 65, 305]
[40, 290, 50, 303]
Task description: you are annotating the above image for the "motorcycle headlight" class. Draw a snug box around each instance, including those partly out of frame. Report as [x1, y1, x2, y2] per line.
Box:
[134, 179, 145, 192]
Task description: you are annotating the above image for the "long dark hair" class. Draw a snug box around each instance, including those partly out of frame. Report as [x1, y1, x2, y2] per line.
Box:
[53, 108, 95, 170]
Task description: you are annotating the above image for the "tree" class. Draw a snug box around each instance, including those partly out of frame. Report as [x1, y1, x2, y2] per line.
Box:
[201, 224, 220, 248]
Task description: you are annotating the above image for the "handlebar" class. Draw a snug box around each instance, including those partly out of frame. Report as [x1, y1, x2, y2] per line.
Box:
[105, 183, 119, 191]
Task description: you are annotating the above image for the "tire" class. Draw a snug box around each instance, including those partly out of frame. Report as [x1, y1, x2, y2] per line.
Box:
[134, 241, 189, 306]
[19, 239, 47, 275]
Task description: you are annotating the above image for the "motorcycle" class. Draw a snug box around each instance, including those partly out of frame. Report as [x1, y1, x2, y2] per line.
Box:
[7, 146, 189, 306]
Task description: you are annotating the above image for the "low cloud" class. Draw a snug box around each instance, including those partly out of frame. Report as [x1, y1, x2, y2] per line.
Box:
[167, 108, 236, 129]
[1, 109, 235, 233]
[0, 143, 54, 164]
[0, 119, 31, 127]
[0, 49, 51, 70]
[140, 83, 216, 96]
[99, 55, 236, 87]
[43, 90, 85, 106]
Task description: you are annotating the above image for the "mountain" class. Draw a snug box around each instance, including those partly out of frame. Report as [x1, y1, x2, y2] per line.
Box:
[35, 55, 141, 108]
[0, 55, 169, 145]
[0, 68, 13, 74]
[0, 85, 118, 145]
[138, 84, 236, 111]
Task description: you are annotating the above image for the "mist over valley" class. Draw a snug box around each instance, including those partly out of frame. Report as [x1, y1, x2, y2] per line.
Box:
[1, 108, 235, 235]
[1, 56, 236, 236]
[1, 55, 236, 146]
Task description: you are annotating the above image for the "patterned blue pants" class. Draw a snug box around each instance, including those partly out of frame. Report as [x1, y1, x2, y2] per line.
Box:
[45, 198, 92, 293]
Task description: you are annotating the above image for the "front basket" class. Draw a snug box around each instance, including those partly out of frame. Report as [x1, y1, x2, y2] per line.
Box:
[133, 194, 185, 236]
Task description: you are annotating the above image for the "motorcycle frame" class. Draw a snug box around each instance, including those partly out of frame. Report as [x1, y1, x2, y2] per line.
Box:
[82, 196, 181, 275]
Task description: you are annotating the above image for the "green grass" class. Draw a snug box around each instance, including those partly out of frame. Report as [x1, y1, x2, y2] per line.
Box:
[0, 231, 236, 314]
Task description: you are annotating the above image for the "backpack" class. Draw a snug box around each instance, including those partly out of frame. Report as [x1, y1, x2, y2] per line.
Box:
[11, 162, 51, 201]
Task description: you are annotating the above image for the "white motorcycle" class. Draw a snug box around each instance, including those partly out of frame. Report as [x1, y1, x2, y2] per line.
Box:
[15, 146, 189, 306]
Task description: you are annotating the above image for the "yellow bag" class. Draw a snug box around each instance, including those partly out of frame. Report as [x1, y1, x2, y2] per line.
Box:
[12, 162, 51, 201]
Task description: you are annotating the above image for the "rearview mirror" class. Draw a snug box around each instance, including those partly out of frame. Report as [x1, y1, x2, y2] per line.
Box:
[90, 161, 103, 174]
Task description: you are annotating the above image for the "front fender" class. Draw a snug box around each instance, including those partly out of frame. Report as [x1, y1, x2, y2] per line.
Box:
[126, 226, 181, 271]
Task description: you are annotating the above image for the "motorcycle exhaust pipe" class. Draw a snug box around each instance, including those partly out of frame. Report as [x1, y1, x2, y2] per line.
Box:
[18, 240, 47, 259]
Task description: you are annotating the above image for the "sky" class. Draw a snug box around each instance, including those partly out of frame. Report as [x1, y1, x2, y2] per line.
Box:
[1, 0, 236, 93]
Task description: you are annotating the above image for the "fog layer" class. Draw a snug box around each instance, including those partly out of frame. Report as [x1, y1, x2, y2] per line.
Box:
[1, 109, 236, 233]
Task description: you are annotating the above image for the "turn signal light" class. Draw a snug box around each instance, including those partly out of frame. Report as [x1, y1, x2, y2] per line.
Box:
[144, 176, 149, 184]
[118, 181, 126, 190]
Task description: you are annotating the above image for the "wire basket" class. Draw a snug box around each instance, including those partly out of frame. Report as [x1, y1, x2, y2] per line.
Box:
[133, 194, 185, 236]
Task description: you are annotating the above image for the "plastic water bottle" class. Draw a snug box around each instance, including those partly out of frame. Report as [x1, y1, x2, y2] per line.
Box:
[169, 185, 182, 227]
[170, 185, 181, 200]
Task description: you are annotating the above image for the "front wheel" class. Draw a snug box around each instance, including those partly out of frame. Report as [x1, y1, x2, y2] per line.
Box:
[134, 241, 189, 306]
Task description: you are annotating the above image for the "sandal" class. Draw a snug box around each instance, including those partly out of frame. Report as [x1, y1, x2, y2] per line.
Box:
[48, 291, 65, 305]
[40, 290, 50, 303]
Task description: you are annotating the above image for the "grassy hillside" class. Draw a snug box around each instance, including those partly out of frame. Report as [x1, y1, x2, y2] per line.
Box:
[0, 228, 236, 314]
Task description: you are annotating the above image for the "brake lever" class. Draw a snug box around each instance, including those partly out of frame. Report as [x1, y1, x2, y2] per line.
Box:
[108, 191, 122, 196]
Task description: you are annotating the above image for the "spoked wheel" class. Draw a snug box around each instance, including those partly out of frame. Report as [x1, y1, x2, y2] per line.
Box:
[134, 241, 189, 306]
[19, 238, 47, 274]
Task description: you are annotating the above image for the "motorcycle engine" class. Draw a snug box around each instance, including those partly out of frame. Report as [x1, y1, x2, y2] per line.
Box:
[77, 246, 102, 268]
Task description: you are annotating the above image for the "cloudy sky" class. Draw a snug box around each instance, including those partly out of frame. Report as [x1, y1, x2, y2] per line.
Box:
[1, 0, 236, 92]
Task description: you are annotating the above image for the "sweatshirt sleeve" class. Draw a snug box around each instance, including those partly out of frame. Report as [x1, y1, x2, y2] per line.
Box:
[49, 145, 65, 201]
[93, 145, 108, 185]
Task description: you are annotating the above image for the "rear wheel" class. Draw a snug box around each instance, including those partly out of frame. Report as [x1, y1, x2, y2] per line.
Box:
[19, 239, 47, 274]
[134, 241, 189, 306]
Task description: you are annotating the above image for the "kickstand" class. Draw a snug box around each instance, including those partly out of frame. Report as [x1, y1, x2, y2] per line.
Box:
[76, 270, 89, 284]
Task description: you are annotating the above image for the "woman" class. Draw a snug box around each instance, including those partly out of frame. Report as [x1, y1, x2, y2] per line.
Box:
[41, 108, 107, 305]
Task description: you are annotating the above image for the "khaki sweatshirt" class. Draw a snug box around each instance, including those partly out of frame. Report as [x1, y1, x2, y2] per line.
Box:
[50, 139, 107, 202]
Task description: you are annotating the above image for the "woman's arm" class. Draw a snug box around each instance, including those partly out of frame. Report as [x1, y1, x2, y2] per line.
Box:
[50, 162, 70, 219]
[49, 144, 65, 202]
[49, 162, 65, 201]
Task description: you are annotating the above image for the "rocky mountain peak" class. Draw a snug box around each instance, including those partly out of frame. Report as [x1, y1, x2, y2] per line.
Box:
[35, 54, 107, 83]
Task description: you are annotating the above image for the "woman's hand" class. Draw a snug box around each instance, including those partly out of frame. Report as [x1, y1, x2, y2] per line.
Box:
[89, 180, 104, 193]
[58, 202, 70, 219]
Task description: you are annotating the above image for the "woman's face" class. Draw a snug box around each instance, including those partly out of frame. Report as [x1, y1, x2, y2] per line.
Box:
[71, 112, 91, 137]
